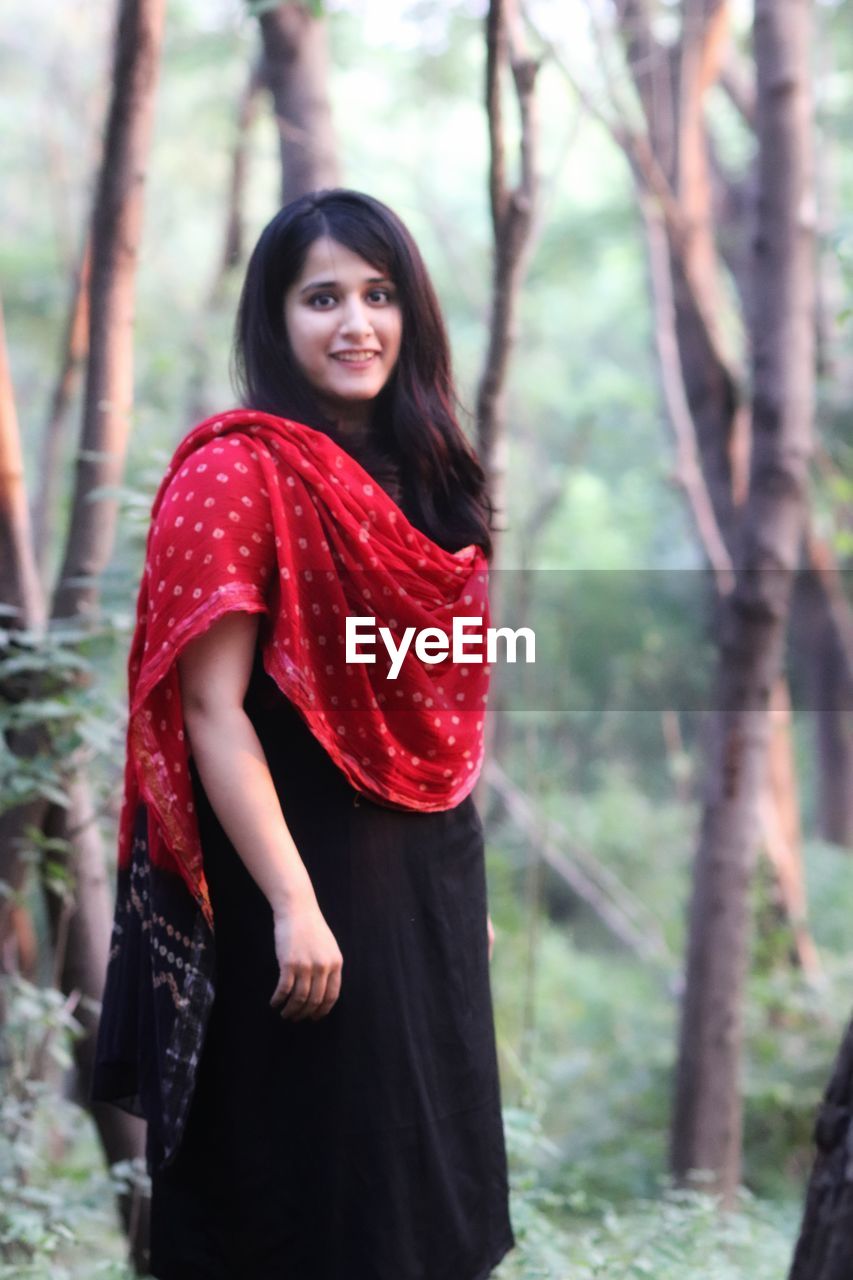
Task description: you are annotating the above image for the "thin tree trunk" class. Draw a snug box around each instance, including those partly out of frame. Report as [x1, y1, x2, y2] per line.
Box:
[814, 624, 853, 845]
[759, 677, 820, 975]
[671, 0, 815, 1200]
[476, 0, 539, 558]
[795, 540, 853, 846]
[187, 54, 266, 424]
[32, 238, 91, 579]
[258, 2, 339, 204]
[52, 0, 165, 622]
[211, 55, 265, 300]
[0, 299, 46, 633]
[0, 296, 48, 978]
[474, 0, 539, 811]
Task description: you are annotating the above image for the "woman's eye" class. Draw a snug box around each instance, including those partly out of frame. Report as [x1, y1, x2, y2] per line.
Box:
[309, 293, 336, 308]
[368, 288, 394, 304]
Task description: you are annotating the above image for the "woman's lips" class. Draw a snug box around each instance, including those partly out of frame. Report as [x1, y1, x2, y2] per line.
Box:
[331, 351, 379, 367]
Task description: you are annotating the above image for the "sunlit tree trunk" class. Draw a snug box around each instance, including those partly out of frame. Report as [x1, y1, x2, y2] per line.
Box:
[0, 300, 45, 634]
[671, 0, 815, 1200]
[258, 2, 339, 203]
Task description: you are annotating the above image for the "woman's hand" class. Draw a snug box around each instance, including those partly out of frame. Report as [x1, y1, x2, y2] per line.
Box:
[487, 912, 495, 963]
[270, 892, 344, 1022]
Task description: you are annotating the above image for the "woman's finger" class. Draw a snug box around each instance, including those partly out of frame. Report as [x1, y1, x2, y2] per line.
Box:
[308, 965, 342, 1020]
[290, 967, 332, 1022]
[269, 965, 296, 1011]
[278, 969, 313, 1020]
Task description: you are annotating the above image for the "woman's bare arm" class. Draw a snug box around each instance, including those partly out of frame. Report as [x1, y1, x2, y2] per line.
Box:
[177, 611, 342, 1021]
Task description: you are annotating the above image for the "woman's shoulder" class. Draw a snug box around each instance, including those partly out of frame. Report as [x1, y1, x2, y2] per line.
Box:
[149, 429, 275, 561]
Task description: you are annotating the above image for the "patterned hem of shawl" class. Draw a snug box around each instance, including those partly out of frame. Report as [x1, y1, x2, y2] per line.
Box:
[92, 802, 216, 1172]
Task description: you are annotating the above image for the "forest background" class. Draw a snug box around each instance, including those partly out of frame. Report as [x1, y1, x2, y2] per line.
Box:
[2, 0, 853, 1276]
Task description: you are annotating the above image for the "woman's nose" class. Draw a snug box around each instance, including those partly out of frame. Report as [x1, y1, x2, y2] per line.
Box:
[339, 296, 373, 338]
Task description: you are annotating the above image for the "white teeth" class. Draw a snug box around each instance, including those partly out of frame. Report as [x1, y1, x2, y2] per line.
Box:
[334, 352, 375, 362]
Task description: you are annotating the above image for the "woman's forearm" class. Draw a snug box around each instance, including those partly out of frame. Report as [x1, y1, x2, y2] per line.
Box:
[183, 703, 316, 916]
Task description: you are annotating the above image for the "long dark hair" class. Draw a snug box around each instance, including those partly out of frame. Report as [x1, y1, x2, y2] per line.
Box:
[232, 188, 493, 559]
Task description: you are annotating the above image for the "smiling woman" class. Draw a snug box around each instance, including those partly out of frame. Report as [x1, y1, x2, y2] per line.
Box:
[284, 237, 403, 424]
[92, 189, 514, 1280]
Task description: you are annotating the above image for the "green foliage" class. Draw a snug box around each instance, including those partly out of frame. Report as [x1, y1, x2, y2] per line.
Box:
[0, 624, 128, 818]
[0, 976, 135, 1278]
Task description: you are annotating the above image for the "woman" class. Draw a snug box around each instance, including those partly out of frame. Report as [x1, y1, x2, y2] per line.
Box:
[93, 188, 515, 1279]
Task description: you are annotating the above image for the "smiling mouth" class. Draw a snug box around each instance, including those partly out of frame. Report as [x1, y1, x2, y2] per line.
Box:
[331, 351, 379, 365]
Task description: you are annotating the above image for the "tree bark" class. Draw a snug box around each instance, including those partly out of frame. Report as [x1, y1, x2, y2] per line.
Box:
[0, 295, 48, 978]
[473, 0, 540, 813]
[0, 299, 46, 633]
[212, 55, 265, 298]
[476, 0, 539, 558]
[258, 3, 339, 204]
[52, 0, 165, 623]
[671, 0, 815, 1201]
[789, 1016, 853, 1279]
[32, 238, 91, 579]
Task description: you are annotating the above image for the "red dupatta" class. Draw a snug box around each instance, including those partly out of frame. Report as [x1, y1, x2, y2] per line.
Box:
[118, 410, 491, 930]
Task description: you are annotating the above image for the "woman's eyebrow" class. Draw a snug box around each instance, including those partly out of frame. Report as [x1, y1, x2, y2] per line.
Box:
[299, 275, 391, 294]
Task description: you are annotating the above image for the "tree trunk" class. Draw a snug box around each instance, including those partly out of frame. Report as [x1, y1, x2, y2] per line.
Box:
[52, 0, 165, 623]
[671, 0, 815, 1201]
[476, 0, 539, 560]
[212, 56, 265, 298]
[258, 3, 339, 204]
[32, 238, 91, 580]
[473, 0, 539, 811]
[814, 622, 853, 845]
[789, 1016, 853, 1279]
[0, 299, 46, 633]
[793, 551, 853, 847]
[0, 295, 48, 976]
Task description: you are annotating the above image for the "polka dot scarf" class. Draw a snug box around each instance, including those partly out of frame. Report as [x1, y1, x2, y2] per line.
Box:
[118, 410, 491, 928]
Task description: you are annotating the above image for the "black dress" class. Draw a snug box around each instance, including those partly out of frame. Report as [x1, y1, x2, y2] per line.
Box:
[148, 650, 515, 1280]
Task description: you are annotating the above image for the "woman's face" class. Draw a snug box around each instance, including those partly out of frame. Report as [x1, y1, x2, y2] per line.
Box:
[283, 235, 403, 428]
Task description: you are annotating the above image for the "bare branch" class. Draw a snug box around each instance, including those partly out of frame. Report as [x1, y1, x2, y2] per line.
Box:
[640, 195, 735, 594]
[486, 759, 672, 967]
[719, 44, 757, 130]
[485, 0, 509, 232]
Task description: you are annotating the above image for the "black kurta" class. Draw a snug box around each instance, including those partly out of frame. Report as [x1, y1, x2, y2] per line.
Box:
[146, 652, 515, 1279]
